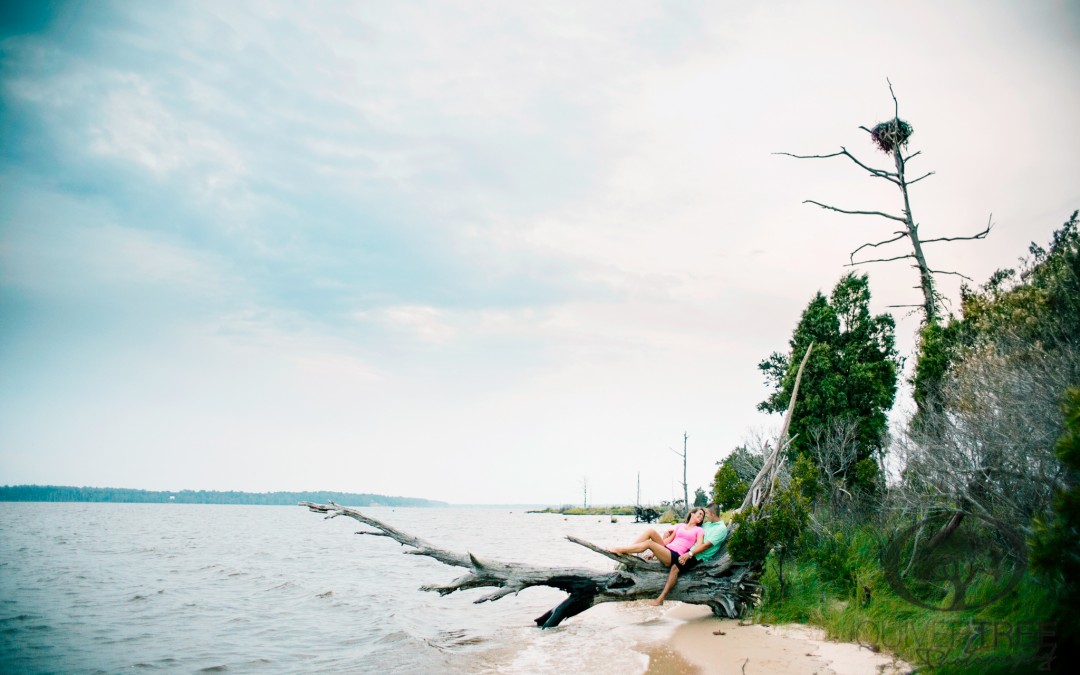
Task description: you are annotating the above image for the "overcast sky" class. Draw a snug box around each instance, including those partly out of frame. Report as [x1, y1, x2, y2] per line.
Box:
[1, 1, 1078, 505]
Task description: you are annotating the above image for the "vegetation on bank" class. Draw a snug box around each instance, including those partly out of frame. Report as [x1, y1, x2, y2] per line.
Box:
[0, 485, 447, 507]
[527, 505, 639, 516]
[714, 213, 1079, 673]
[752, 539, 1058, 673]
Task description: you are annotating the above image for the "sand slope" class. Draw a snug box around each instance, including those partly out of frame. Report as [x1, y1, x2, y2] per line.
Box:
[645, 604, 911, 675]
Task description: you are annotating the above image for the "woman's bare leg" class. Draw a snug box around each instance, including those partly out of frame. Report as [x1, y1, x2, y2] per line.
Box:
[613, 540, 669, 565]
[650, 565, 681, 605]
[613, 529, 664, 555]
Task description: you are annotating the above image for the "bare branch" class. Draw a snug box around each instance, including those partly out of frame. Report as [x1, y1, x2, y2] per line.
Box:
[847, 253, 916, 266]
[907, 171, 935, 185]
[774, 149, 899, 184]
[850, 232, 908, 262]
[804, 200, 907, 223]
[887, 77, 899, 119]
[927, 268, 974, 281]
[904, 150, 922, 162]
[920, 215, 993, 245]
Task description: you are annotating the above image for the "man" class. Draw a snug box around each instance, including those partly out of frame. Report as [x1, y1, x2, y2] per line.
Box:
[650, 503, 729, 606]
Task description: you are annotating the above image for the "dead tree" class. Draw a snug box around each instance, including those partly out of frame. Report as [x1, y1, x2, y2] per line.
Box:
[776, 81, 990, 324]
[671, 431, 689, 516]
[300, 347, 814, 628]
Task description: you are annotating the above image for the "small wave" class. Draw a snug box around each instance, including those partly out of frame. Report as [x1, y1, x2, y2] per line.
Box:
[197, 665, 228, 672]
[0, 614, 34, 623]
[373, 629, 413, 646]
[426, 628, 486, 651]
[317, 591, 333, 598]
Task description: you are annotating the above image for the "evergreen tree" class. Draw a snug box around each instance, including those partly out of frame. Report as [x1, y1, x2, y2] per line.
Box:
[711, 463, 747, 511]
[758, 273, 900, 476]
[1030, 387, 1080, 664]
[693, 487, 708, 507]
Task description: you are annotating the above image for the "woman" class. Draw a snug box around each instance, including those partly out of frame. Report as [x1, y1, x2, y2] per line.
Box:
[611, 507, 705, 569]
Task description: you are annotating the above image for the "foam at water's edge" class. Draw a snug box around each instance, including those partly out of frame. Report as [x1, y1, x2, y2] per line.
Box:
[490, 601, 690, 675]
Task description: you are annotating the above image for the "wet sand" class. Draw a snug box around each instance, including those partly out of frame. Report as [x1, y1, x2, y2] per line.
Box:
[644, 604, 911, 675]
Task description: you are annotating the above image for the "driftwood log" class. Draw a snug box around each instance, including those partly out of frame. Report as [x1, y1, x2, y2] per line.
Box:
[301, 347, 813, 628]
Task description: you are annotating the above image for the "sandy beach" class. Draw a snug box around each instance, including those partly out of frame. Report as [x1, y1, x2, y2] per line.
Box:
[644, 604, 911, 675]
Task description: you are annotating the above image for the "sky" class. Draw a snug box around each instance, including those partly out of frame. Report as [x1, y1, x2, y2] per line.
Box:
[1, 1, 1078, 505]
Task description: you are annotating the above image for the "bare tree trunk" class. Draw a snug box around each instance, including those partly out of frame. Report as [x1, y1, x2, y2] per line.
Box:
[891, 137, 938, 323]
[683, 432, 689, 514]
[300, 347, 814, 628]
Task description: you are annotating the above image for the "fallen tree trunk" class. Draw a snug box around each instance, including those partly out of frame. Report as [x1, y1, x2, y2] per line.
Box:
[301, 346, 813, 628]
[300, 500, 758, 627]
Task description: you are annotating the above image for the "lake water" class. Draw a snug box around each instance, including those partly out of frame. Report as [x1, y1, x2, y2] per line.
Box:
[0, 503, 693, 673]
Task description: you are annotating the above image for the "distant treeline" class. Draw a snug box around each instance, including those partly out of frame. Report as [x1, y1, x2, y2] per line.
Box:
[528, 505, 639, 516]
[0, 485, 447, 507]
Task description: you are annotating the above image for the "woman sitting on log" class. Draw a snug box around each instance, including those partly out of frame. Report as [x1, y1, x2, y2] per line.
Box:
[611, 507, 705, 570]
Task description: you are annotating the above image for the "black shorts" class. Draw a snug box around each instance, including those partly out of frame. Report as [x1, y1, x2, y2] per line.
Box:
[669, 549, 701, 572]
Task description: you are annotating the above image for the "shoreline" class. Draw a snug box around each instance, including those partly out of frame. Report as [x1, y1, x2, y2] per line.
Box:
[643, 604, 911, 675]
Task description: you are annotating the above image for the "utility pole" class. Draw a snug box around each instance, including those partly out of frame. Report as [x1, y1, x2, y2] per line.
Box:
[636, 472, 641, 507]
[582, 476, 588, 509]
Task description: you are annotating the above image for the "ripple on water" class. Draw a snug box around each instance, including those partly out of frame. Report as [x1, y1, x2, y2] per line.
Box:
[0, 614, 34, 623]
[0, 504, 669, 674]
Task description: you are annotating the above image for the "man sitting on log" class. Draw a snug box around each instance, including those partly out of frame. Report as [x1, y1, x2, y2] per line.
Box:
[651, 503, 730, 606]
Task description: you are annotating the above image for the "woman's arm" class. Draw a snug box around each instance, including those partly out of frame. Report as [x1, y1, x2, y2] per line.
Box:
[662, 526, 677, 544]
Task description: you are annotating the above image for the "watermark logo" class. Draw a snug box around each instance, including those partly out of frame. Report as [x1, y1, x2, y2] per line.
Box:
[853, 618, 1057, 671]
[882, 512, 1026, 611]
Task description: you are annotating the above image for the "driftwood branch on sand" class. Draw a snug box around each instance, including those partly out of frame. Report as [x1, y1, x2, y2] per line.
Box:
[301, 347, 814, 628]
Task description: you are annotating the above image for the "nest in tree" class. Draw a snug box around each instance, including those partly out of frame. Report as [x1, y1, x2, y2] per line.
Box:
[869, 118, 913, 154]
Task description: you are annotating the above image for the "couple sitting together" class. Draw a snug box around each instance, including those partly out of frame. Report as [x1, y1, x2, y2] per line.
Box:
[611, 503, 729, 605]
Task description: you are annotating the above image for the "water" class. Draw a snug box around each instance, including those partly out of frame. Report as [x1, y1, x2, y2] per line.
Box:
[0, 503, 688, 673]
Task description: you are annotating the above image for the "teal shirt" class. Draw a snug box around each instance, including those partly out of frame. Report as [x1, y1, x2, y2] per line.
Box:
[694, 521, 728, 562]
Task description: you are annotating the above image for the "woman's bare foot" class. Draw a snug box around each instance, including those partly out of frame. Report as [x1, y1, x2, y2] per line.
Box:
[610, 547, 626, 555]
[648, 599, 664, 606]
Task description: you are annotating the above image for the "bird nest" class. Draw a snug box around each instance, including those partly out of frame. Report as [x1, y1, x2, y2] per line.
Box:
[869, 118, 913, 154]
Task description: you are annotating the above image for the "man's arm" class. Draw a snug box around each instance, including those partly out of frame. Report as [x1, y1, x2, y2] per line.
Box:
[678, 535, 709, 564]
[685, 524, 727, 561]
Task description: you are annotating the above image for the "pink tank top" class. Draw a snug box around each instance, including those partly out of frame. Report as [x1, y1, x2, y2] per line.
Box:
[668, 524, 703, 555]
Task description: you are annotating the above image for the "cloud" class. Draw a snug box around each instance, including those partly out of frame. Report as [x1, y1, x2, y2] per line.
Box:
[1, 0, 1078, 502]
